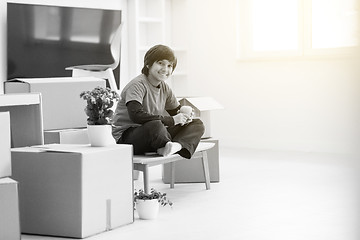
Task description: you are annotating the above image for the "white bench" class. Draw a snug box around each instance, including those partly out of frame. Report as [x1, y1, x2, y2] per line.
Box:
[133, 142, 215, 193]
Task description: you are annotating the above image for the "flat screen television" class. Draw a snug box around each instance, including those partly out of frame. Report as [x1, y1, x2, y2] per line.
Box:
[7, 3, 122, 86]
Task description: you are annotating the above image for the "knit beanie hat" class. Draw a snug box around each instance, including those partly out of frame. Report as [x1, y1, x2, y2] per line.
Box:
[141, 44, 177, 76]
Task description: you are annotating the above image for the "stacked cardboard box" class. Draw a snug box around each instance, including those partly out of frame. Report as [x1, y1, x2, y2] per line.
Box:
[11, 144, 134, 238]
[2, 77, 134, 238]
[0, 112, 21, 240]
[0, 93, 44, 147]
[178, 97, 223, 139]
[5, 77, 106, 130]
[44, 128, 89, 144]
[0, 94, 43, 239]
[162, 97, 223, 184]
[5, 77, 107, 145]
[0, 178, 20, 240]
[0, 112, 11, 177]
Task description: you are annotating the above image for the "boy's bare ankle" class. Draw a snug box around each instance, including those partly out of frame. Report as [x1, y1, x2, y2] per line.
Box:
[157, 142, 182, 157]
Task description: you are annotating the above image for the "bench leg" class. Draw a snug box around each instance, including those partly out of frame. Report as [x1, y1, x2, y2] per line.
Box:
[170, 162, 175, 188]
[201, 151, 211, 190]
[134, 164, 151, 193]
[143, 165, 150, 193]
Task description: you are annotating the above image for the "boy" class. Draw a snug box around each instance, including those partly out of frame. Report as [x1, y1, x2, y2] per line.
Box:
[112, 45, 204, 159]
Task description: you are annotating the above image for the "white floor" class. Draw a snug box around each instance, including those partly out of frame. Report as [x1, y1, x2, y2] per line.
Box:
[22, 147, 360, 240]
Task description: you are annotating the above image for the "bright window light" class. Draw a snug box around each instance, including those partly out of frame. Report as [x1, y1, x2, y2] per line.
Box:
[312, 0, 358, 49]
[237, 0, 359, 59]
[251, 0, 298, 51]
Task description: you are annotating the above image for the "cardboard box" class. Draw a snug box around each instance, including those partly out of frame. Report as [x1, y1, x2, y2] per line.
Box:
[44, 128, 89, 144]
[178, 97, 223, 138]
[11, 144, 134, 238]
[0, 112, 11, 178]
[5, 77, 106, 130]
[0, 93, 44, 147]
[162, 138, 220, 183]
[0, 178, 21, 240]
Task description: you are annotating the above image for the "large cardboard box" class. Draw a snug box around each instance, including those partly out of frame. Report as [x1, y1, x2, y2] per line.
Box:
[5, 77, 106, 130]
[162, 139, 220, 183]
[0, 93, 44, 147]
[0, 178, 21, 240]
[44, 128, 89, 144]
[0, 112, 11, 178]
[178, 97, 223, 138]
[11, 144, 134, 238]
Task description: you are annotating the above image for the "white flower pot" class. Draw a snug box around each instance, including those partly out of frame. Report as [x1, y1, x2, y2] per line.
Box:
[136, 199, 160, 220]
[87, 124, 115, 147]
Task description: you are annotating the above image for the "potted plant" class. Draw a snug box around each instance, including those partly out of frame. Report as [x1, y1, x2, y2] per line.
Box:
[134, 188, 173, 220]
[80, 86, 119, 146]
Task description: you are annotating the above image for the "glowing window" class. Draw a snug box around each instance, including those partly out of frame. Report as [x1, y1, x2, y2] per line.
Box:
[251, 0, 299, 51]
[312, 0, 358, 49]
[237, 0, 359, 59]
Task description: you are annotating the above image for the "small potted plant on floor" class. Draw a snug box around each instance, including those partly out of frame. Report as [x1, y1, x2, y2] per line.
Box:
[134, 188, 173, 220]
[80, 86, 119, 146]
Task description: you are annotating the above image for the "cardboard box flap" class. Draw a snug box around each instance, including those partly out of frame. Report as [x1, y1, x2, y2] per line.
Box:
[45, 128, 85, 133]
[12, 145, 86, 155]
[11, 146, 47, 153]
[180, 97, 223, 111]
[19, 144, 128, 154]
[0, 93, 41, 106]
[41, 144, 87, 152]
[6, 79, 27, 83]
[0, 177, 17, 185]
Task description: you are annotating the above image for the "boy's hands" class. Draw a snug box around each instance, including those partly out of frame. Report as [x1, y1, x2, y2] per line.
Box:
[173, 106, 194, 126]
[173, 113, 190, 126]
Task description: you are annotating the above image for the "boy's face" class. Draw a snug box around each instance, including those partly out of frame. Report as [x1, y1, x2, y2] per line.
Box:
[148, 59, 174, 82]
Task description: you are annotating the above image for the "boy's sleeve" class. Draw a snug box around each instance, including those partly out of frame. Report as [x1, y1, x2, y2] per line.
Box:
[127, 100, 175, 126]
[124, 82, 145, 104]
[166, 105, 181, 116]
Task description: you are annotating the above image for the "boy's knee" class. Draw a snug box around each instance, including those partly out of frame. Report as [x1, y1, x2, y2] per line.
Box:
[192, 118, 205, 134]
[144, 120, 166, 134]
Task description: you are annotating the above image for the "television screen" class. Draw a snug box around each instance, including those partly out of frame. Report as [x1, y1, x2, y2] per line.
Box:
[7, 3, 122, 85]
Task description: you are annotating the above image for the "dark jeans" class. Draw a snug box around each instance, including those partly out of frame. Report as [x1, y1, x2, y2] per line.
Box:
[118, 119, 205, 159]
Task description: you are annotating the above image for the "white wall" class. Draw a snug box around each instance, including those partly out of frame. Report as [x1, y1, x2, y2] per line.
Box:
[172, 0, 360, 156]
[0, 0, 129, 94]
